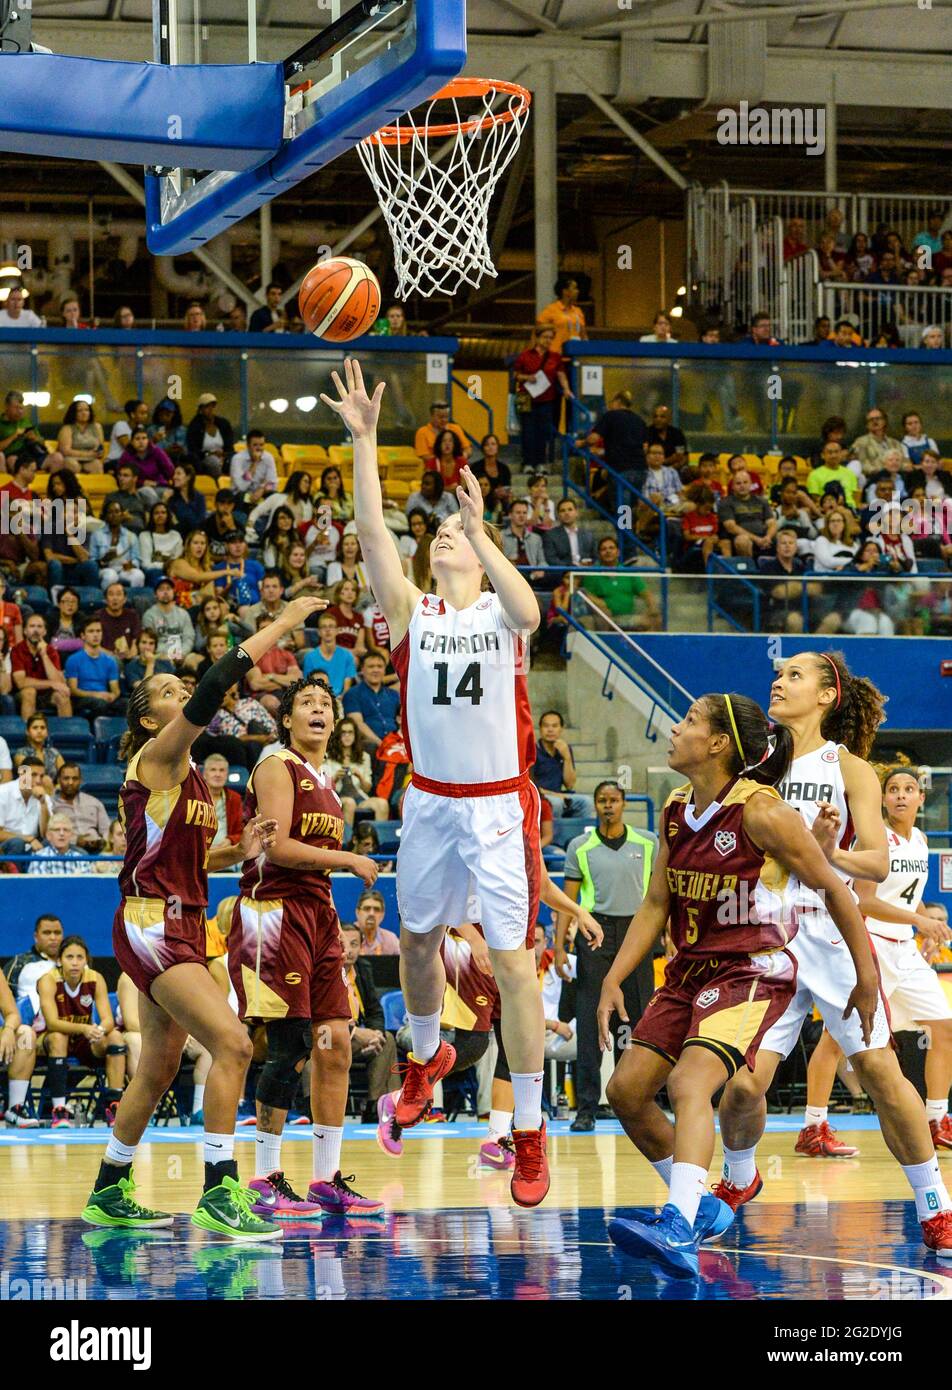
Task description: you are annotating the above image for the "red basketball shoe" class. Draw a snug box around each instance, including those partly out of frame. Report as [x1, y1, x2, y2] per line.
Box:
[930, 1115, 952, 1152]
[921, 1209, 952, 1259]
[710, 1170, 763, 1211]
[393, 1040, 456, 1128]
[511, 1121, 550, 1208]
[794, 1121, 859, 1157]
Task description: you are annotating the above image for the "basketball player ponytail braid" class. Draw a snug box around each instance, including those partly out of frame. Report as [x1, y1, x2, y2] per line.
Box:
[706, 693, 794, 788]
[119, 679, 156, 762]
[813, 651, 886, 760]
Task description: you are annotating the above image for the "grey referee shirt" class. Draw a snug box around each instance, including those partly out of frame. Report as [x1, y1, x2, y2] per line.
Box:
[563, 825, 657, 917]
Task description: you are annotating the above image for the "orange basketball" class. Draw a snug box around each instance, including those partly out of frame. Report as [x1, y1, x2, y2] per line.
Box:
[298, 257, 381, 341]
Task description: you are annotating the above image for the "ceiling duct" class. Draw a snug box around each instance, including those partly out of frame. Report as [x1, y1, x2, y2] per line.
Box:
[614, 35, 656, 106]
[704, 19, 767, 108]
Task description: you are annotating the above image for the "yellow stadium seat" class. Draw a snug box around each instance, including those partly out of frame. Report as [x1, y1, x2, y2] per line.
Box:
[328, 444, 354, 467]
[384, 480, 412, 503]
[281, 444, 328, 468]
[79, 475, 115, 497]
[195, 475, 218, 498]
[387, 460, 423, 484]
[378, 445, 420, 464]
[0, 473, 10, 488]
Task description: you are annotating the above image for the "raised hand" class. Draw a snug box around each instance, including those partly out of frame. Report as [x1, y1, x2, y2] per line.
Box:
[320, 358, 386, 439]
[455, 465, 485, 542]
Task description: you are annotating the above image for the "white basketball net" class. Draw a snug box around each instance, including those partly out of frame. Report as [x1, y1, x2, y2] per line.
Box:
[358, 82, 531, 300]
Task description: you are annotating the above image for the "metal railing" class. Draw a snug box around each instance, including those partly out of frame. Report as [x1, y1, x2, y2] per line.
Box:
[818, 283, 952, 347]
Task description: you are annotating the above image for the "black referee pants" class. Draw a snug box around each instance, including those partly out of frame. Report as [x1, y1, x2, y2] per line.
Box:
[574, 912, 656, 1115]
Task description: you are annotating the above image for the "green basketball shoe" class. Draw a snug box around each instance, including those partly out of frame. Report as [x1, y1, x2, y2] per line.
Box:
[191, 1174, 283, 1242]
[81, 1174, 174, 1229]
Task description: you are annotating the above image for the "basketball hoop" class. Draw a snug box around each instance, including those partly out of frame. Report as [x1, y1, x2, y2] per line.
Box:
[357, 77, 531, 300]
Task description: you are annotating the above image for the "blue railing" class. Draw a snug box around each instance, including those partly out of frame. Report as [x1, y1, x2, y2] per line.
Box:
[558, 610, 686, 744]
[706, 554, 762, 633]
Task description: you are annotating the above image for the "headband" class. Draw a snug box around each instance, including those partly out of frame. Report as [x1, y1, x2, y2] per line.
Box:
[723, 694, 745, 763]
[818, 653, 842, 708]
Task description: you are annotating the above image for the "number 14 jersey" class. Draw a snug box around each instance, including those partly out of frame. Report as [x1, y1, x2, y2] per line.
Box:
[391, 591, 535, 790]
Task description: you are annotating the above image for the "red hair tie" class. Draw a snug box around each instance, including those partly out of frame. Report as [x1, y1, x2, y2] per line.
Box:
[819, 653, 841, 709]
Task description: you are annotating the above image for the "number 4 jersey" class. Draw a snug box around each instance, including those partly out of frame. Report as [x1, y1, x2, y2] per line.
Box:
[391, 591, 535, 791]
[864, 825, 929, 942]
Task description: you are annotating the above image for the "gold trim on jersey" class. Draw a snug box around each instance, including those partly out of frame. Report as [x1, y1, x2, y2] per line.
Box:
[240, 964, 289, 1020]
[121, 897, 171, 973]
[145, 784, 183, 832]
[694, 983, 770, 1056]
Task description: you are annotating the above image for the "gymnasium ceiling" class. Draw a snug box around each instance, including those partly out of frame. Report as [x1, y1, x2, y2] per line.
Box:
[4, 0, 951, 328]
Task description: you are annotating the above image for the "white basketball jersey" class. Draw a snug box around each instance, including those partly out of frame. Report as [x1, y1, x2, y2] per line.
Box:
[864, 826, 929, 942]
[391, 591, 534, 788]
[778, 741, 853, 918]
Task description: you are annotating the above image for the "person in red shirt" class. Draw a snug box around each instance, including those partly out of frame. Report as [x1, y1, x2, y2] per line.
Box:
[326, 577, 367, 657]
[680, 486, 720, 569]
[727, 454, 764, 495]
[244, 613, 302, 717]
[11, 613, 72, 718]
[782, 217, 809, 262]
[0, 573, 23, 648]
[512, 324, 572, 472]
[425, 429, 467, 491]
[682, 454, 725, 502]
[95, 581, 141, 661]
[0, 456, 38, 513]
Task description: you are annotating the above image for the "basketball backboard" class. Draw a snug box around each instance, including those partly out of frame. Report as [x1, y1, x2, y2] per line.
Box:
[145, 0, 467, 256]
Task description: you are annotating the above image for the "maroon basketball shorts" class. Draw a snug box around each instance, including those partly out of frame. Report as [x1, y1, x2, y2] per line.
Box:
[113, 897, 208, 1001]
[228, 893, 349, 1023]
[632, 949, 798, 1078]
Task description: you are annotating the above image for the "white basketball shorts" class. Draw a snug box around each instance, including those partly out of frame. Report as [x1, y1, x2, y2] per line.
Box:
[761, 912, 891, 1059]
[871, 934, 952, 1033]
[396, 777, 541, 951]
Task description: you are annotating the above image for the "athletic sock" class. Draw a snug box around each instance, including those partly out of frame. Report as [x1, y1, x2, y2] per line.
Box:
[255, 1128, 283, 1178]
[669, 1162, 707, 1228]
[203, 1158, 239, 1192]
[804, 1105, 828, 1127]
[192, 1084, 205, 1115]
[651, 1155, 674, 1187]
[722, 1144, 758, 1188]
[902, 1157, 952, 1221]
[313, 1254, 346, 1300]
[488, 1109, 513, 1143]
[203, 1131, 235, 1166]
[96, 1135, 138, 1192]
[511, 1072, 544, 1132]
[47, 1057, 68, 1109]
[312, 1124, 344, 1184]
[7, 1079, 28, 1109]
[407, 1012, 442, 1064]
[926, 1099, 949, 1123]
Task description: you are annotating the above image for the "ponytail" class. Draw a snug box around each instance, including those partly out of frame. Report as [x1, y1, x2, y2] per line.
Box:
[812, 650, 886, 759]
[119, 678, 157, 762]
[705, 693, 794, 787]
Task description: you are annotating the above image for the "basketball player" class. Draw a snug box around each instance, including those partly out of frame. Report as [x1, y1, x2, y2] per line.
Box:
[228, 673, 384, 1221]
[82, 595, 324, 1241]
[713, 652, 952, 1258]
[37, 936, 125, 1128]
[800, 768, 952, 1155]
[321, 359, 556, 1207]
[600, 693, 881, 1277]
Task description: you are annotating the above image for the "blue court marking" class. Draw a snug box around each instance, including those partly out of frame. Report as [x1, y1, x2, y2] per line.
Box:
[0, 1114, 887, 1145]
[2, 1204, 948, 1301]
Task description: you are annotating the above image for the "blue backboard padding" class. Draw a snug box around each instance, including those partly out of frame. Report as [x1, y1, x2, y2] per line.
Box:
[145, 0, 468, 254]
[0, 54, 285, 170]
[608, 633, 951, 731]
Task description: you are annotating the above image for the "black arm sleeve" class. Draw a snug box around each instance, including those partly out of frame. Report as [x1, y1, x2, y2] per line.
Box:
[182, 645, 255, 728]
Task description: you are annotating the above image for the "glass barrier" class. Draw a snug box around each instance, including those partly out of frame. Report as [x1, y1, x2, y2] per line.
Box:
[0, 331, 454, 450]
[557, 568, 950, 638]
[568, 345, 952, 457]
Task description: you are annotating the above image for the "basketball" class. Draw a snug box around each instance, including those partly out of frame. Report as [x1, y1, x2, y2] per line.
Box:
[298, 257, 381, 340]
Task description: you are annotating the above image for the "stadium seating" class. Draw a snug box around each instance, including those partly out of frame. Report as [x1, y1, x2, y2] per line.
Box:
[92, 716, 127, 763]
[46, 718, 96, 761]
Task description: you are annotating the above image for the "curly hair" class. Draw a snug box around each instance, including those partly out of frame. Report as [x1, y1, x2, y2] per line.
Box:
[702, 693, 794, 786]
[325, 715, 366, 765]
[811, 650, 887, 759]
[276, 673, 340, 748]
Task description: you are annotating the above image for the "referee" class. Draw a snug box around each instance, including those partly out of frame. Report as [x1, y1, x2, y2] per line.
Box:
[554, 780, 657, 1132]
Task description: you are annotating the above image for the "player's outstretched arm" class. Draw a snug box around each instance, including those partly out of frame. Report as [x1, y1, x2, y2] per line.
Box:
[457, 467, 540, 633]
[141, 596, 327, 782]
[321, 358, 419, 645]
[744, 792, 879, 1044]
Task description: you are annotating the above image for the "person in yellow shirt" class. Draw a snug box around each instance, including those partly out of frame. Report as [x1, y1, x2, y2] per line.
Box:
[538, 276, 588, 354]
[413, 401, 470, 463]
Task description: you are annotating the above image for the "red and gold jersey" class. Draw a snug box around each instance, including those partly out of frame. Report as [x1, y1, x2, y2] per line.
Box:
[440, 929, 499, 1033]
[118, 745, 217, 909]
[239, 747, 344, 902]
[51, 967, 97, 1026]
[663, 778, 797, 959]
